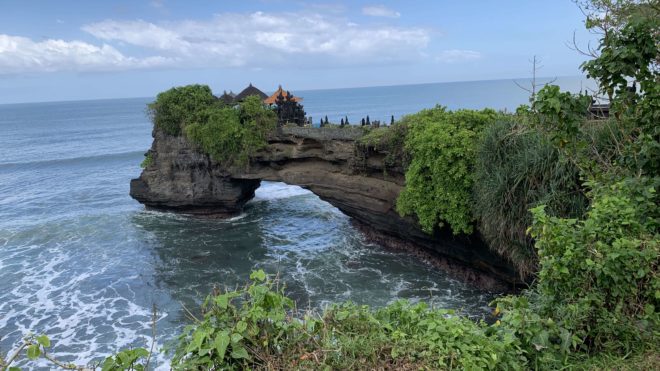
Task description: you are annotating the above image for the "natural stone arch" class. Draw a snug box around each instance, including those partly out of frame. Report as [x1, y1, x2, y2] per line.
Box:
[131, 127, 520, 287]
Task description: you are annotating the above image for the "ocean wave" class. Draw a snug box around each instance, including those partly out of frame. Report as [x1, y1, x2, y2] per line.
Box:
[0, 150, 145, 170]
[252, 182, 312, 201]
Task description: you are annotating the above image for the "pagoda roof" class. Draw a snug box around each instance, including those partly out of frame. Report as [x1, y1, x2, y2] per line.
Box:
[218, 90, 235, 104]
[234, 83, 268, 101]
[264, 85, 303, 105]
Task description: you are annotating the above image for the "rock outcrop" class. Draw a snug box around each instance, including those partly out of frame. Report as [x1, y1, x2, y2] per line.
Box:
[131, 127, 521, 287]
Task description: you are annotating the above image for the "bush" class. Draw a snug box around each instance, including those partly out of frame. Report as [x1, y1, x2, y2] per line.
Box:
[473, 120, 586, 277]
[140, 151, 153, 169]
[184, 96, 276, 167]
[497, 176, 659, 365]
[170, 270, 524, 370]
[396, 106, 499, 234]
[148, 85, 217, 136]
[357, 122, 409, 169]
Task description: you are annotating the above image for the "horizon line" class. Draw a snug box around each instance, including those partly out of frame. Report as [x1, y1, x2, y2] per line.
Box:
[0, 75, 590, 106]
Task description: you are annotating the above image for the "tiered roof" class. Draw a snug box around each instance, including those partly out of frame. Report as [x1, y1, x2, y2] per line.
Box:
[264, 85, 302, 105]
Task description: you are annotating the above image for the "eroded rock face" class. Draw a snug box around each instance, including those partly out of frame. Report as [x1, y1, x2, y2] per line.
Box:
[130, 127, 521, 287]
[130, 130, 260, 217]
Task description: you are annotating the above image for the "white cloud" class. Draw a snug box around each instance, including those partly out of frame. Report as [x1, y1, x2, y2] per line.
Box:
[435, 49, 482, 63]
[0, 34, 173, 74]
[362, 5, 401, 18]
[0, 10, 429, 74]
[82, 12, 428, 67]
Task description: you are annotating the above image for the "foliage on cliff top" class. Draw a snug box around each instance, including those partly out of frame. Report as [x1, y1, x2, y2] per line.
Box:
[396, 107, 499, 235]
[357, 122, 409, 169]
[148, 84, 218, 136]
[473, 120, 587, 278]
[185, 95, 276, 167]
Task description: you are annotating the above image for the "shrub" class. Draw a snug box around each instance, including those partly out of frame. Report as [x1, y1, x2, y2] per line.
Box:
[184, 96, 276, 167]
[473, 120, 587, 277]
[170, 270, 524, 370]
[497, 176, 659, 365]
[396, 106, 499, 234]
[357, 121, 409, 169]
[140, 152, 153, 169]
[148, 85, 217, 136]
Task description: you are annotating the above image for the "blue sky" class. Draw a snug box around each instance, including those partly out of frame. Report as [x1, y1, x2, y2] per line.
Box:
[0, 1, 598, 104]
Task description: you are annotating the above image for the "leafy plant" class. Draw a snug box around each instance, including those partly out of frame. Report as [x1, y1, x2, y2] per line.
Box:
[0, 334, 149, 371]
[396, 106, 499, 234]
[497, 176, 659, 365]
[148, 85, 218, 136]
[140, 152, 153, 169]
[170, 270, 305, 370]
[184, 95, 276, 167]
[357, 121, 409, 170]
[532, 85, 592, 151]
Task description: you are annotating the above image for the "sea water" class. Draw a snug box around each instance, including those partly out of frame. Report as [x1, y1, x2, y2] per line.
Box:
[0, 77, 591, 368]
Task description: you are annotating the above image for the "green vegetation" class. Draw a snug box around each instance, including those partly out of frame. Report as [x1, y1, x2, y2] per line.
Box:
[169, 270, 523, 370]
[0, 333, 150, 370]
[185, 96, 276, 167]
[4, 1, 657, 370]
[148, 85, 218, 136]
[357, 121, 408, 168]
[395, 107, 499, 234]
[140, 152, 153, 169]
[472, 120, 586, 277]
[148, 85, 277, 167]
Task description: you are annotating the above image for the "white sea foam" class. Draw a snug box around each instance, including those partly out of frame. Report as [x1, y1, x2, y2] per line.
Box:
[252, 181, 312, 201]
[0, 228, 174, 369]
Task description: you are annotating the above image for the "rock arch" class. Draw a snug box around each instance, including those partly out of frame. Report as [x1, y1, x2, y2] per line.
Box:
[130, 127, 520, 287]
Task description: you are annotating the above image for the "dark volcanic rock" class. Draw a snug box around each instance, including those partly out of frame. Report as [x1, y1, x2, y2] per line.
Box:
[130, 126, 522, 287]
[129, 130, 260, 217]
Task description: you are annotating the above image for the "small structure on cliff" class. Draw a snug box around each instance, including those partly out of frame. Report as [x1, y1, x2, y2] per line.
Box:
[266, 85, 306, 126]
[218, 90, 236, 105]
[234, 83, 268, 102]
[264, 85, 302, 105]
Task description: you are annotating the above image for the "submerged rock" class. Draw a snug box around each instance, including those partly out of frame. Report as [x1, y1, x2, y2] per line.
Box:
[130, 126, 521, 288]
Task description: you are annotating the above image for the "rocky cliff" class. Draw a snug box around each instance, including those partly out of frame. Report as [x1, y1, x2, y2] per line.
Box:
[131, 127, 521, 288]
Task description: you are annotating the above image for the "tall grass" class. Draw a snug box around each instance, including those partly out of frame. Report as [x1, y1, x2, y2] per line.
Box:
[473, 120, 587, 277]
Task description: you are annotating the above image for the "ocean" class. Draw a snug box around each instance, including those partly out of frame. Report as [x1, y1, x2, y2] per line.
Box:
[0, 77, 591, 368]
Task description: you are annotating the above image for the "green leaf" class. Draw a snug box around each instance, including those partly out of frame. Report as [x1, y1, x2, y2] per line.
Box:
[230, 346, 250, 360]
[214, 332, 230, 360]
[250, 269, 267, 282]
[102, 357, 116, 371]
[231, 333, 243, 344]
[35, 335, 51, 348]
[235, 320, 247, 333]
[215, 294, 229, 309]
[26, 344, 41, 360]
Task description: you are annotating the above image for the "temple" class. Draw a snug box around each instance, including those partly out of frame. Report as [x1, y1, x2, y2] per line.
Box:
[233, 83, 268, 102]
[264, 85, 302, 105]
[219, 83, 308, 127]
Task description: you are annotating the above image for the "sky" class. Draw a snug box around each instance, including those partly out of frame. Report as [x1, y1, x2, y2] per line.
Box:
[0, 1, 599, 104]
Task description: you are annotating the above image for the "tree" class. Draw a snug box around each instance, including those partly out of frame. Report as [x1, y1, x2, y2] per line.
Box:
[514, 55, 557, 104]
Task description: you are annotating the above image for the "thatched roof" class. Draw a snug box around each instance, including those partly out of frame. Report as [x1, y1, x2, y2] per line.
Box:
[234, 83, 267, 101]
[264, 85, 302, 105]
[218, 90, 235, 104]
